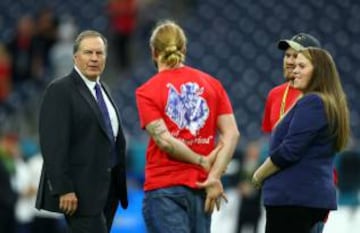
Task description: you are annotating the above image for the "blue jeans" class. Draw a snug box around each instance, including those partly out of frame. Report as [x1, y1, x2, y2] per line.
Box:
[142, 186, 211, 233]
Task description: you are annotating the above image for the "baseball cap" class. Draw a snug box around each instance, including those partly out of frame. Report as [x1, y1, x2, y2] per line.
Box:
[278, 33, 321, 51]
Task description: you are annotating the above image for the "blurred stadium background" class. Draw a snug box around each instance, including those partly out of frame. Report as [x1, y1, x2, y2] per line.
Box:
[0, 0, 360, 233]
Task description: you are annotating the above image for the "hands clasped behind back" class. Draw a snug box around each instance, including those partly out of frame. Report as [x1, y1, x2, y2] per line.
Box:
[197, 177, 228, 213]
[200, 142, 223, 172]
[197, 142, 228, 213]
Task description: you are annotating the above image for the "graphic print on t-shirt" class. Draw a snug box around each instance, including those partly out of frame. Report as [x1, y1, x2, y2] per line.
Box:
[166, 82, 209, 135]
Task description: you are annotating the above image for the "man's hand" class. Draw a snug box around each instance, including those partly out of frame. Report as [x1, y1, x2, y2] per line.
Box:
[197, 177, 228, 213]
[200, 143, 223, 172]
[59, 192, 78, 216]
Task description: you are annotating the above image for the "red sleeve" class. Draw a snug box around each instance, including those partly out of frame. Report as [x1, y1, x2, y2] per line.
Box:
[135, 85, 162, 129]
[262, 91, 273, 133]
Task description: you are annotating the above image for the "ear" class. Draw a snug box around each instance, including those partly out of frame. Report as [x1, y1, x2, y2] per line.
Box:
[151, 48, 159, 60]
[73, 54, 77, 64]
[182, 47, 186, 55]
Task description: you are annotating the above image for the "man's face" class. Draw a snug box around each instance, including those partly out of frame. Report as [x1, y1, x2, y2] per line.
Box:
[283, 47, 298, 81]
[74, 36, 106, 81]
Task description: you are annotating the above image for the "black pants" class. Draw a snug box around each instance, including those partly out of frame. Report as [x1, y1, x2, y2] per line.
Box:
[113, 33, 131, 69]
[31, 217, 65, 233]
[265, 206, 328, 233]
[66, 213, 107, 233]
[0, 210, 15, 233]
[65, 170, 119, 233]
[235, 194, 261, 233]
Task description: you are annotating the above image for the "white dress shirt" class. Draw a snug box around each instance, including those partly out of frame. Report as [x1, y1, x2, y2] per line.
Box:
[74, 66, 119, 138]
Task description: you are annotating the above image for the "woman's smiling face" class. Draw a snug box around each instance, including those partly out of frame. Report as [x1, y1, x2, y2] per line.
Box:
[292, 53, 314, 91]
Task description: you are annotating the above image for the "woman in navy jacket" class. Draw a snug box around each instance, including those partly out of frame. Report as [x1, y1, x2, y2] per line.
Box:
[252, 47, 350, 233]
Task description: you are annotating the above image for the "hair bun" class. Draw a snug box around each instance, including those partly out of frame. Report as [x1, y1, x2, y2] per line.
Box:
[165, 45, 177, 53]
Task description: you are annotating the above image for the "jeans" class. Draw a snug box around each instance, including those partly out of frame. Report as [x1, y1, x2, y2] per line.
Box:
[142, 186, 211, 233]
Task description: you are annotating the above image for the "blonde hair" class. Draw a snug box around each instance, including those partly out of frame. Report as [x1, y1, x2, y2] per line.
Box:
[300, 48, 350, 151]
[149, 20, 186, 68]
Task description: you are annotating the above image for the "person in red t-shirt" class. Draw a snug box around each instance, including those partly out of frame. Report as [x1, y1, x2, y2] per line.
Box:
[107, 0, 137, 69]
[135, 20, 240, 233]
[0, 44, 12, 104]
[262, 33, 321, 133]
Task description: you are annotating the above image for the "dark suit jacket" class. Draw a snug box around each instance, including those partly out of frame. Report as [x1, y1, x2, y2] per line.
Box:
[0, 160, 17, 212]
[263, 94, 337, 209]
[36, 69, 128, 215]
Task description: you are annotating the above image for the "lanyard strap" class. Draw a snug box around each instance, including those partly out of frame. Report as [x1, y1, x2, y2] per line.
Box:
[280, 82, 291, 119]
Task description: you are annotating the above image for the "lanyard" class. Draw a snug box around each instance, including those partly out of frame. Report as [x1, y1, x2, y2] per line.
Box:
[280, 82, 291, 119]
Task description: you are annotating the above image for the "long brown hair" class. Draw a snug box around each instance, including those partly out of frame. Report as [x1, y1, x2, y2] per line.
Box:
[300, 48, 350, 151]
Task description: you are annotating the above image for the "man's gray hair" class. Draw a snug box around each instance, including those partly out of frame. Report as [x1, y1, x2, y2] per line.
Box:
[73, 30, 108, 54]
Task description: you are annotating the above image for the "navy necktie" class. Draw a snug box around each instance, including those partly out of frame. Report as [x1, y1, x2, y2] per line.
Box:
[95, 83, 114, 140]
[94, 83, 117, 166]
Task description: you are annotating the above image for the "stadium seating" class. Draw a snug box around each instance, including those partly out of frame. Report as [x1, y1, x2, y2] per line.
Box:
[0, 0, 359, 143]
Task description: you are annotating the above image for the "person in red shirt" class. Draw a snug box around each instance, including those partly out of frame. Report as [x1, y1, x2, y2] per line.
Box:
[107, 0, 137, 69]
[135, 20, 240, 233]
[262, 33, 321, 133]
[0, 44, 12, 104]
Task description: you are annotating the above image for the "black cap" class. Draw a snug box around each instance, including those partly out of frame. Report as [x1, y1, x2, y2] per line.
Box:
[278, 33, 321, 51]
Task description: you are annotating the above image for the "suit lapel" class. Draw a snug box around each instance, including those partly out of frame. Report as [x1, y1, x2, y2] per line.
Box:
[101, 82, 126, 144]
[71, 70, 111, 141]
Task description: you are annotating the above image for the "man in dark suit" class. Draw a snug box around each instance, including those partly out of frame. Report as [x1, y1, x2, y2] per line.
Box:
[0, 153, 17, 233]
[36, 30, 128, 233]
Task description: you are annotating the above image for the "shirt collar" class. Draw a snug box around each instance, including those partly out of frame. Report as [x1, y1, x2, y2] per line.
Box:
[74, 65, 100, 90]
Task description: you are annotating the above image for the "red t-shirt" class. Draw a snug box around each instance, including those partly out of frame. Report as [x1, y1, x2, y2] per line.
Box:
[262, 82, 301, 133]
[136, 66, 233, 191]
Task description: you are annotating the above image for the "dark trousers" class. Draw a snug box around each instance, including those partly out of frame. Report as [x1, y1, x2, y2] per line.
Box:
[31, 217, 66, 233]
[0, 210, 15, 233]
[114, 33, 131, 69]
[65, 214, 107, 233]
[265, 206, 328, 233]
[235, 193, 261, 233]
[65, 169, 119, 233]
